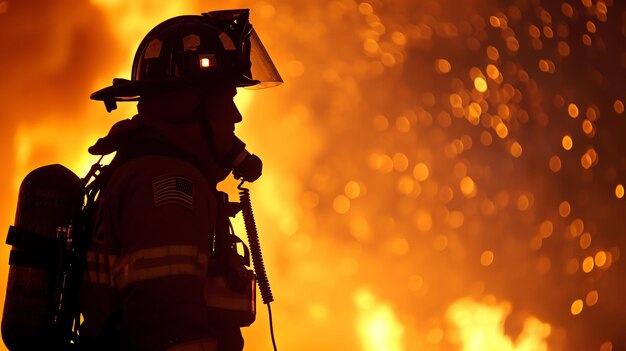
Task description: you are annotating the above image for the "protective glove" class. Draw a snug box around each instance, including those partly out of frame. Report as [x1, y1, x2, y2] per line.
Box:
[233, 153, 263, 182]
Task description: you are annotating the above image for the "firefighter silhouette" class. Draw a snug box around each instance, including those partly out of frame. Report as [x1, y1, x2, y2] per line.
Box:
[80, 9, 282, 351]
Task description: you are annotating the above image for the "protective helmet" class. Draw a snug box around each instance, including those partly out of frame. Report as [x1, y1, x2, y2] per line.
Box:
[91, 9, 282, 111]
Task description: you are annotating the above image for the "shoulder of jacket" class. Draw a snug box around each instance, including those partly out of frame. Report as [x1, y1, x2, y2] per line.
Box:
[105, 155, 210, 193]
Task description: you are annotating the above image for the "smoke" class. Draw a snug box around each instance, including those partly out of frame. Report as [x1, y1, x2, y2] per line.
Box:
[0, 0, 121, 117]
[0, 0, 121, 201]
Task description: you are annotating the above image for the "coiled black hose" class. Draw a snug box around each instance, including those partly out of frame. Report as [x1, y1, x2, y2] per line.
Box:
[238, 181, 274, 305]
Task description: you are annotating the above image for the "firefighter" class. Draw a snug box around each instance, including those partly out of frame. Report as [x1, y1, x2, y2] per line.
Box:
[79, 9, 282, 351]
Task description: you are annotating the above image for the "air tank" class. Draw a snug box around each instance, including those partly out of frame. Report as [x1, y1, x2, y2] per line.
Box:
[2, 164, 83, 350]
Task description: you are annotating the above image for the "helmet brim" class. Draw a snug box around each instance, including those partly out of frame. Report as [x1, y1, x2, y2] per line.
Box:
[90, 76, 260, 102]
[90, 79, 142, 102]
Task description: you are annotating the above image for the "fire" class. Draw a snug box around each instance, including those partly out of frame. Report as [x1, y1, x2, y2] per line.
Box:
[355, 289, 404, 351]
[446, 297, 550, 351]
[13, 120, 106, 186]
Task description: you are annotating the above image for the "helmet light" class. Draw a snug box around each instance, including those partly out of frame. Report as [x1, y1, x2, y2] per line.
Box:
[199, 54, 216, 68]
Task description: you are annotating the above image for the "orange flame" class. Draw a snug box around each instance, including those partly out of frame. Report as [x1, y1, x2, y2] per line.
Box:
[446, 297, 551, 351]
[355, 289, 404, 351]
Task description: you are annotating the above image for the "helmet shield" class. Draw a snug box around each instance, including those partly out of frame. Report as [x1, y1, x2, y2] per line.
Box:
[245, 28, 283, 89]
[204, 9, 283, 88]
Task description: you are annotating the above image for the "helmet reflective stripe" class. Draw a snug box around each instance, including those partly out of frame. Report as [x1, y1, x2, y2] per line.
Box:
[218, 32, 236, 51]
[183, 34, 201, 52]
[144, 39, 163, 59]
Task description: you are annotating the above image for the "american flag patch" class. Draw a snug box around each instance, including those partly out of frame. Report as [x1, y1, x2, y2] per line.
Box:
[152, 176, 194, 208]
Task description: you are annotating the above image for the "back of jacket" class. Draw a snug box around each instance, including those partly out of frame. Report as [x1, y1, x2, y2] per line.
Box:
[81, 154, 225, 350]
[79, 105, 247, 350]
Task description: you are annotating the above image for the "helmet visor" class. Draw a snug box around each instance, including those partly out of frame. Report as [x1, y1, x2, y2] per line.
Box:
[245, 29, 283, 89]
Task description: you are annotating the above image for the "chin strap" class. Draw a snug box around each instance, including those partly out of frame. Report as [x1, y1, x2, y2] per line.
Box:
[104, 99, 118, 113]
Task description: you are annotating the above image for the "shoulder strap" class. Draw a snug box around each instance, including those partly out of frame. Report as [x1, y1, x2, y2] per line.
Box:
[84, 138, 207, 201]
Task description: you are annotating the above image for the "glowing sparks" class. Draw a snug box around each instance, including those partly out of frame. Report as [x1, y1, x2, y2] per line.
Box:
[333, 195, 351, 214]
[561, 135, 573, 150]
[600, 342, 613, 351]
[474, 77, 488, 93]
[450, 93, 463, 108]
[357, 2, 374, 15]
[580, 149, 598, 169]
[567, 104, 579, 118]
[613, 100, 624, 114]
[561, 3, 574, 17]
[486, 46, 500, 61]
[538, 59, 555, 73]
[395, 116, 411, 132]
[582, 119, 594, 135]
[412, 163, 430, 181]
[558, 201, 572, 217]
[460, 176, 476, 197]
[571, 299, 584, 315]
[557, 41, 571, 56]
[345, 181, 362, 199]
[539, 220, 553, 238]
[436, 58, 452, 74]
[568, 218, 584, 238]
[582, 256, 594, 273]
[549, 156, 562, 172]
[486, 64, 500, 80]
[489, 16, 501, 28]
[586, 290, 599, 307]
[397, 175, 417, 195]
[594, 251, 607, 267]
[391, 32, 407, 46]
[509, 141, 523, 158]
[467, 102, 482, 125]
[480, 250, 495, 266]
[579, 233, 592, 249]
[495, 122, 509, 138]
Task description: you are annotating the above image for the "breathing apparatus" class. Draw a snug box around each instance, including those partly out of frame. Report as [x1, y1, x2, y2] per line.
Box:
[90, 8, 277, 184]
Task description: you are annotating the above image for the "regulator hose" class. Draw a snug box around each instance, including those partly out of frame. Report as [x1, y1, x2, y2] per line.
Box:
[238, 181, 274, 305]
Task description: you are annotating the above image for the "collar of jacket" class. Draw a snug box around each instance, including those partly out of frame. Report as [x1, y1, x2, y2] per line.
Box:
[87, 114, 231, 184]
